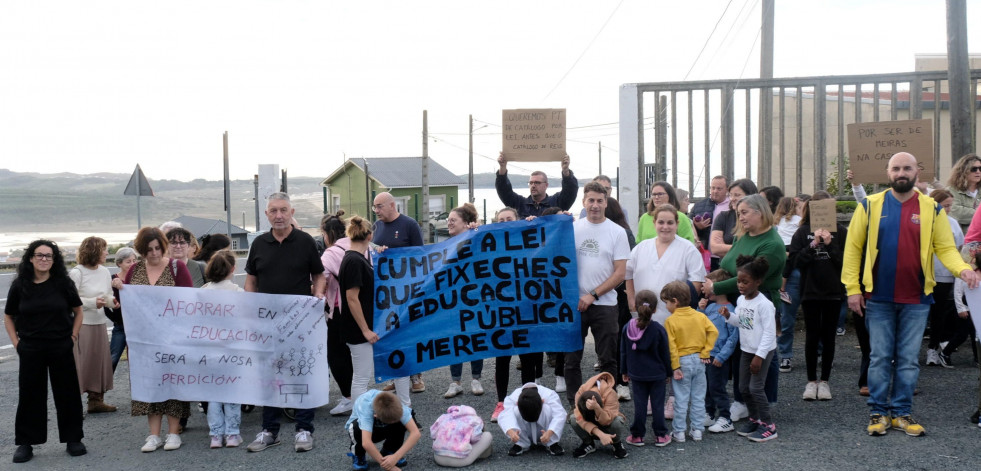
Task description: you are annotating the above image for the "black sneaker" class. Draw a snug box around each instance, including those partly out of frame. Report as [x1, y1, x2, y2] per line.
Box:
[66, 441, 87, 457]
[938, 352, 954, 369]
[508, 444, 526, 456]
[736, 419, 759, 437]
[12, 445, 32, 463]
[612, 442, 628, 459]
[572, 443, 596, 458]
[970, 409, 980, 424]
[546, 443, 564, 456]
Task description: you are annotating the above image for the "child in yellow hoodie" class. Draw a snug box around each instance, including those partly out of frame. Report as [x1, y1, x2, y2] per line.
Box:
[662, 281, 718, 443]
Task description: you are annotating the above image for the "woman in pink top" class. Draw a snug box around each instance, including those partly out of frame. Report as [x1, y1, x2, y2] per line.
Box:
[320, 210, 357, 416]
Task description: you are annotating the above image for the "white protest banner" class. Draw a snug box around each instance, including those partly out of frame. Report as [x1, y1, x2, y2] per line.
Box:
[120, 285, 328, 408]
[960, 284, 981, 339]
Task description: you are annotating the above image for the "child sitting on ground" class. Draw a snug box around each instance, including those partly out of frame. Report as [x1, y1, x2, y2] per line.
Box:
[430, 405, 493, 467]
[699, 269, 738, 433]
[498, 383, 567, 457]
[346, 390, 421, 471]
[663, 280, 718, 443]
[570, 372, 629, 459]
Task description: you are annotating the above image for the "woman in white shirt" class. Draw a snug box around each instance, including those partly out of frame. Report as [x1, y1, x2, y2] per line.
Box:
[625, 204, 706, 325]
[70, 236, 117, 414]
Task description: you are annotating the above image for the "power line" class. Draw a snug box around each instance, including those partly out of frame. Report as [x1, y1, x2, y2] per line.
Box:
[683, 0, 736, 81]
[542, 0, 625, 101]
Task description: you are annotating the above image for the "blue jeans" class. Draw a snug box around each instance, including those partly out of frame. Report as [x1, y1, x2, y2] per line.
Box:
[449, 360, 483, 381]
[672, 354, 707, 433]
[109, 323, 126, 372]
[207, 402, 242, 436]
[864, 300, 930, 417]
[778, 269, 801, 360]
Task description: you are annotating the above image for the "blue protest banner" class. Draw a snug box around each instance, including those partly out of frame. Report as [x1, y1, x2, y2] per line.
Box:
[371, 214, 581, 381]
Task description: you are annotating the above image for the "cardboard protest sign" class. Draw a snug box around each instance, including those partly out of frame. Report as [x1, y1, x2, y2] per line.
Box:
[371, 215, 580, 380]
[121, 286, 328, 408]
[846, 119, 934, 184]
[961, 285, 981, 340]
[808, 199, 838, 232]
[502, 109, 566, 161]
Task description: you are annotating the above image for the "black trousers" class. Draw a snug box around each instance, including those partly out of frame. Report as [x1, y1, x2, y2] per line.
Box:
[16, 337, 84, 445]
[327, 317, 353, 398]
[351, 418, 406, 457]
[852, 310, 871, 388]
[495, 353, 543, 402]
[803, 300, 840, 382]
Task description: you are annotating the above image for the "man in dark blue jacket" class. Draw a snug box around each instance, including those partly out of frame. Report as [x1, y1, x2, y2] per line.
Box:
[495, 151, 578, 218]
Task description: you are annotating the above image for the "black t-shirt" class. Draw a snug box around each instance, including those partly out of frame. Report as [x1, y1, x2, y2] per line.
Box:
[245, 227, 325, 295]
[373, 214, 423, 249]
[712, 209, 738, 245]
[5, 276, 82, 340]
[339, 250, 374, 345]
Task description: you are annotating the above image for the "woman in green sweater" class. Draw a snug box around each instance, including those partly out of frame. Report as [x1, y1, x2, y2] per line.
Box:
[637, 181, 697, 245]
[702, 194, 786, 418]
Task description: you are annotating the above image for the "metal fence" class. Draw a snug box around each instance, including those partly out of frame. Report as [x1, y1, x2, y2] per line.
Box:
[622, 70, 981, 203]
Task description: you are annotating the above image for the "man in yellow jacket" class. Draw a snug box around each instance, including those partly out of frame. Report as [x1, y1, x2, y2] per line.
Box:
[842, 152, 979, 437]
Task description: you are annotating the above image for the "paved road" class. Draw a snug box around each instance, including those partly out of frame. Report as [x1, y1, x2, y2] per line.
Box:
[0, 328, 979, 470]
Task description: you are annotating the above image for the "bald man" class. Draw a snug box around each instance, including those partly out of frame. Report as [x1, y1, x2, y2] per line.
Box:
[842, 152, 978, 437]
[371, 192, 425, 396]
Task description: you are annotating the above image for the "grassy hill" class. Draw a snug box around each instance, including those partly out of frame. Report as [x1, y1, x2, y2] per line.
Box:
[0, 169, 326, 232]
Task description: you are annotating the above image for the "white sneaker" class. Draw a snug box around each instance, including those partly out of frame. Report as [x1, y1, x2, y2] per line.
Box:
[670, 431, 685, 443]
[730, 402, 749, 421]
[703, 416, 716, 427]
[471, 379, 484, 396]
[617, 384, 632, 402]
[141, 435, 163, 453]
[803, 381, 818, 401]
[555, 376, 567, 393]
[294, 429, 313, 452]
[444, 382, 464, 398]
[708, 417, 734, 433]
[926, 348, 940, 366]
[817, 381, 832, 400]
[689, 429, 703, 441]
[329, 397, 353, 416]
[163, 433, 182, 451]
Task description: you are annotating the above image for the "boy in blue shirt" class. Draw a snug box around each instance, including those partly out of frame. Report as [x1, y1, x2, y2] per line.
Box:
[346, 391, 421, 471]
[699, 269, 739, 433]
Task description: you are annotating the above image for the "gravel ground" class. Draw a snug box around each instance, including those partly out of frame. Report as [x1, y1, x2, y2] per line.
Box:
[1, 324, 979, 470]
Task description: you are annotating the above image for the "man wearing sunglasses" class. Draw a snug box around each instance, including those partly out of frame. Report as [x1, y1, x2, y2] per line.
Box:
[496, 152, 579, 219]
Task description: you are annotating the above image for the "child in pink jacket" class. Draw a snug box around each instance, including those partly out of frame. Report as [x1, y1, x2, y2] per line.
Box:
[430, 405, 493, 467]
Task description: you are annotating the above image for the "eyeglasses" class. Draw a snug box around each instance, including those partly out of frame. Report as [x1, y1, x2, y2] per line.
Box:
[970, 166, 981, 172]
[169, 241, 189, 247]
[372, 204, 388, 210]
[650, 192, 667, 198]
[33, 253, 54, 261]
[528, 181, 546, 186]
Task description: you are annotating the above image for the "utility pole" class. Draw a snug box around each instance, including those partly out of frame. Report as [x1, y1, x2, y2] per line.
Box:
[947, 0, 972, 161]
[422, 110, 430, 243]
[469, 114, 474, 203]
[758, 0, 774, 186]
[598, 141, 602, 176]
[223, 131, 232, 240]
[364, 158, 371, 221]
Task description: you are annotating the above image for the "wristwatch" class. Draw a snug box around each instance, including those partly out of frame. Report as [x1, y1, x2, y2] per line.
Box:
[589, 289, 600, 300]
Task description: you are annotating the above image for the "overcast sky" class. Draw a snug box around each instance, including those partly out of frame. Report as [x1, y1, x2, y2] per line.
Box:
[2, 0, 979, 183]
